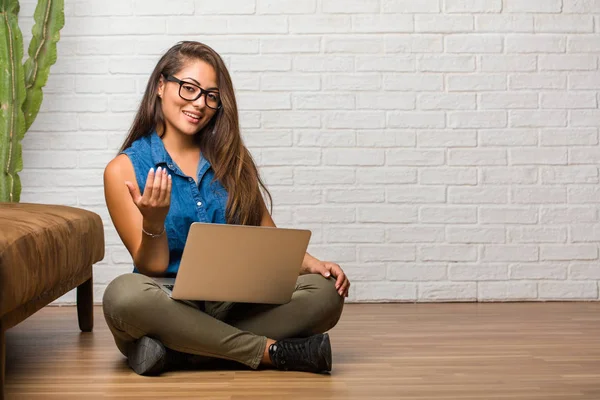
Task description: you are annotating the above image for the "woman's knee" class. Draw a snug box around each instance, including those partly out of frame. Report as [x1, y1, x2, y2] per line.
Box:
[102, 273, 159, 318]
[299, 274, 345, 329]
[320, 276, 345, 325]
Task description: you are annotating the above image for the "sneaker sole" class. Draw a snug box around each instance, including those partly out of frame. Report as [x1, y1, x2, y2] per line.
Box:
[128, 336, 166, 376]
[321, 333, 332, 372]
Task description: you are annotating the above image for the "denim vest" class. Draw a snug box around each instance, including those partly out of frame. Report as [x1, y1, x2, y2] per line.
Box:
[121, 131, 228, 275]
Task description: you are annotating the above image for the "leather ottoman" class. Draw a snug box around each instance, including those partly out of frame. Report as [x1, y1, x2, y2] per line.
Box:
[0, 203, 105, 399]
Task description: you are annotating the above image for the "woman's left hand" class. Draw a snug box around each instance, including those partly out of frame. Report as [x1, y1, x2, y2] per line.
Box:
[308, 261, 350, 298]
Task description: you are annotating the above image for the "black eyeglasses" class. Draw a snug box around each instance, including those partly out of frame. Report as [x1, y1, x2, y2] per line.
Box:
[162, 74, 222, 110]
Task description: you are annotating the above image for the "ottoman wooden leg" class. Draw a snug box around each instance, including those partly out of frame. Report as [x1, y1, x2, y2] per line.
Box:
[77, 276, 94, 332]
[1, 328, 5, 400]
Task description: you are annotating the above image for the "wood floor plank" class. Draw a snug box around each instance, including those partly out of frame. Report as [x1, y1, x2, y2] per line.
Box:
[4, 303, 600, 399]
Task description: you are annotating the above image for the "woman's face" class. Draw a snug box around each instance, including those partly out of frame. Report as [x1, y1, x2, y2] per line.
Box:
[157, 59, 220, 137]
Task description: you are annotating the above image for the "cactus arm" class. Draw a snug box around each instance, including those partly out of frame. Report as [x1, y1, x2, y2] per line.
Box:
[0, 0, 19, 14]
[22, 0, 64, 131]
[0, 5, 26, 202]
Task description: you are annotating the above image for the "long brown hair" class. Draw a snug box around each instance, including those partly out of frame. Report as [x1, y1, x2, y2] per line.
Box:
[119, 41, 272, 226]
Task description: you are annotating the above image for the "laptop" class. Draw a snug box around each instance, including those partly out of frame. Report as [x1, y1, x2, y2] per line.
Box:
[152, 222, 312, 304]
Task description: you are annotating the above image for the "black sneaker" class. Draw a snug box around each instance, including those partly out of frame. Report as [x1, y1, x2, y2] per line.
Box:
[268, 333, 332, 373]
[127, 336, 210, 375]
[127, 336, 167, 376]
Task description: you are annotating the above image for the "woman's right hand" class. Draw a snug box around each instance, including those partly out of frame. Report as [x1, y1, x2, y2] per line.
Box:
[125, 166, 172, 231]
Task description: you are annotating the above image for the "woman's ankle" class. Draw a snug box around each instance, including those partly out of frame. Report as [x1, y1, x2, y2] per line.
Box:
[261, 338, 277, 366]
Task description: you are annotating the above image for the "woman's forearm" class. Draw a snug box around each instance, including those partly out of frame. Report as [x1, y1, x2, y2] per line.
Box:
[133, 219, 170, 276]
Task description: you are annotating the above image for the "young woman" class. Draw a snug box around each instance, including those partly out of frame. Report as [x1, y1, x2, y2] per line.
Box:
[102, 41, 350, 376]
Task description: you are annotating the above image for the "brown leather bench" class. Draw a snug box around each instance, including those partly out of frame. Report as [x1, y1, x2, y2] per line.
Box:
[0, 203, 105, 399]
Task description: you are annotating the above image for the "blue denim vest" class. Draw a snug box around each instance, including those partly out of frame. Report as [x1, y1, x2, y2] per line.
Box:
[121, 131, 228, 275]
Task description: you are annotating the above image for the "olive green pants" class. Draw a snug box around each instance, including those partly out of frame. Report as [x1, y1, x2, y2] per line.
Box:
[102, 273, 344, 370]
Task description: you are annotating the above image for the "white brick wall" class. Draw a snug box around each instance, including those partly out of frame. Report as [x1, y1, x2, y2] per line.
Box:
[16, 0, 599, 304]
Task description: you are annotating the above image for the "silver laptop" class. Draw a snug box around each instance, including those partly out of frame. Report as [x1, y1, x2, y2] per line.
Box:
[152, 222, 311, 304]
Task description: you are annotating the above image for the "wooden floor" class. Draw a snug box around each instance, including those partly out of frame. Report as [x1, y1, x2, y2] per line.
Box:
[4, 303, 600, 399]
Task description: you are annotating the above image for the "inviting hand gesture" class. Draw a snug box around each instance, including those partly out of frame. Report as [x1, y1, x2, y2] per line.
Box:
[125, 166, 172, 230]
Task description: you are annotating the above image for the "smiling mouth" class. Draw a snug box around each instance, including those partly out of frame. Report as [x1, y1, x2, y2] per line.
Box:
[182, 110, 200, 120]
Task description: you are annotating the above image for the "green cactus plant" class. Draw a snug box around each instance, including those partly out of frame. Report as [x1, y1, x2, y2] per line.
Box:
[0, 0, 64, 202]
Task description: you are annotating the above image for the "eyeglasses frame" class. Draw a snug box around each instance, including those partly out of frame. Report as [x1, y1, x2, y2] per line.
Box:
[161, 73, 222, 110]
